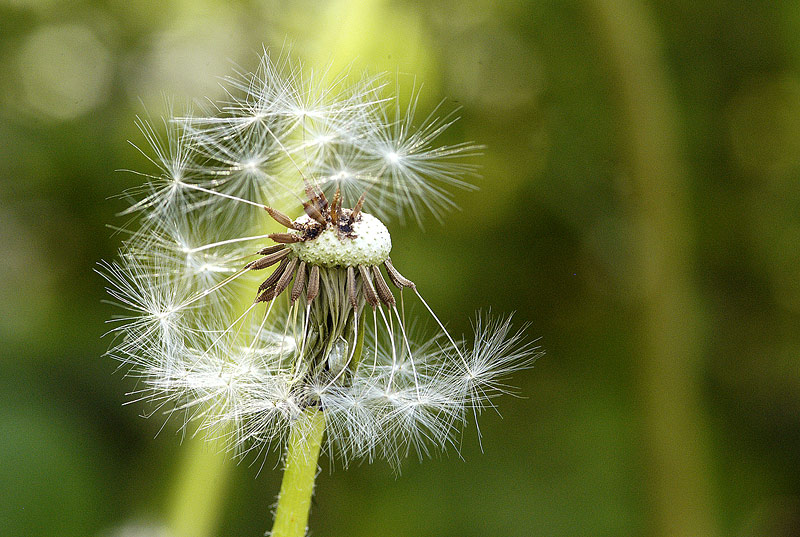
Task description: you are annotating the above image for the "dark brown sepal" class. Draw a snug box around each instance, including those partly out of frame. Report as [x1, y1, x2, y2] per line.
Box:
[290, 261, 307, 303]
[273, 257, 298, 296]
[303, 200, 327, 225]
[246, 248, 290, 270]
[256, 245, 285, 256]
[255, 286, 278, 303]
[384, 258, 416, 289]
[351, 191, 367, 221]
[306, 265, 320, 304]
[347, 266, 358, 309]
[359, 265, 379, 308]
[258, 257, 290, 291]
[371, 265, 396, 306]
[315, 187, 329, 212]
[265, 207, 301, 230]
[330, 187, 342, 226]
[268, 232, 304, 244]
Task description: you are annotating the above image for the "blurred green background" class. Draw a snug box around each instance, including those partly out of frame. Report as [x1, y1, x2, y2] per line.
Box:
[2, 0, 800, 536]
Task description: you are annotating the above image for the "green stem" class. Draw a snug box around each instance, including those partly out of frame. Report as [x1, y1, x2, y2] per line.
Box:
[167, 435, 231, 537]
[271, 409, 326, 537]
[585, 1, 717, 536]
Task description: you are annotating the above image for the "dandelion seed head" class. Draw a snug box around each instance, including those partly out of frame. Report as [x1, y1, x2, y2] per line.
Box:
[288, 213, 391, 267]
[101, 50, 538, 467]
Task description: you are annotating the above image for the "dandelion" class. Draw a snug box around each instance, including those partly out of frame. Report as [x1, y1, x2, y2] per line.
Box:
[101, 51, 541, 537]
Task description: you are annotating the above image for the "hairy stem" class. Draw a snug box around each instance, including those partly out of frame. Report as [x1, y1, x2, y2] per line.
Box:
[271, 409, 326, 537]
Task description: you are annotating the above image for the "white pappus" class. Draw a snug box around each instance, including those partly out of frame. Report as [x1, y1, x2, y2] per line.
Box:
[100, 50, 541, 468]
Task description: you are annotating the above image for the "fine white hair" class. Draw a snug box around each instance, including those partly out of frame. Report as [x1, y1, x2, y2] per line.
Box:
[100, 50, 540, 467]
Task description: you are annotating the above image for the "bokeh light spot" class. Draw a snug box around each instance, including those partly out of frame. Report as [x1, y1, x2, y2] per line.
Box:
[17, 24, 112, 120]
